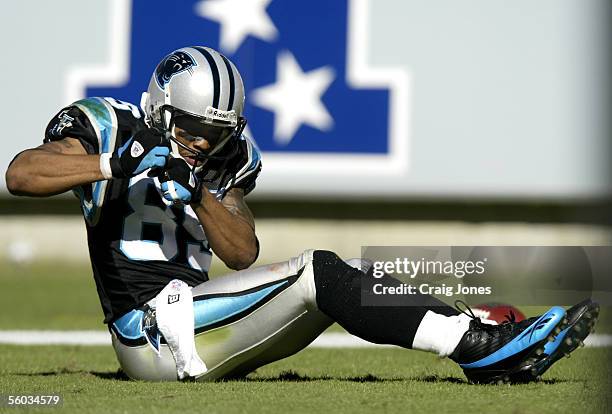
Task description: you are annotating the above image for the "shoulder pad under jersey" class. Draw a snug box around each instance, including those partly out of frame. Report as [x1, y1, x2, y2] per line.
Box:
[44, 97, 143, 155]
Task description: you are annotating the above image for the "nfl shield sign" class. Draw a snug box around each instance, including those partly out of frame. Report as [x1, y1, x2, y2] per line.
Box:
[70, 0, 410, 194]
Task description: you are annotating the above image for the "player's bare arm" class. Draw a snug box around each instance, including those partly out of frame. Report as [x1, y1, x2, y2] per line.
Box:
[7, 125, 169, 197]
[5, 138, 104, 196]
[191, 187, 258, 270]
[219, 188, 255, 229]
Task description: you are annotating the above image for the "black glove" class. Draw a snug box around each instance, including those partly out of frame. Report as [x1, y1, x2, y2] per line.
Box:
[107, 128, 170, 178]
[157, 158, 203, 204]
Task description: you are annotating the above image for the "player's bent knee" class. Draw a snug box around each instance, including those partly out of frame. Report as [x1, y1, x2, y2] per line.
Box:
[286, 249, 352, 310]
[312, 250, 357, 284]
[311, 250, 363, 310]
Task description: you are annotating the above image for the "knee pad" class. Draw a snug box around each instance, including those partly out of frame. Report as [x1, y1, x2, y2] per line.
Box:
[312, 250, 363, 311]
[299, 250, 375, 316]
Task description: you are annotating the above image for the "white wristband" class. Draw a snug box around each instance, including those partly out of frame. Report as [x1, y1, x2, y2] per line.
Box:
[99, 153, 114, 180]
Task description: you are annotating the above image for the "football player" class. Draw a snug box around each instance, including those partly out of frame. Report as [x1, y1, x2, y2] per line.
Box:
[5, 46, 598, 383]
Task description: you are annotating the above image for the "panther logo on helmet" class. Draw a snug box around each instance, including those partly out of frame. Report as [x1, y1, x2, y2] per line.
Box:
[155, 51, 197, 89]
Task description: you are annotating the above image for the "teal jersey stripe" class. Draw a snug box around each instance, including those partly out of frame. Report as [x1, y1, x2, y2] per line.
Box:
[113, 310, 145, 340]
[74, 97, 114, 153]
[73, 97, 118, 225]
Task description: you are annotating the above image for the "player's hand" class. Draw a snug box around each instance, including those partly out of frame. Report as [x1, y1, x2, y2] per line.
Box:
[108, 128, 170, 178]
[157, 157, 203, 204]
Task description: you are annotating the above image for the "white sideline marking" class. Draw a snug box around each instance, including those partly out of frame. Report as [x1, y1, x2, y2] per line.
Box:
[0, 331, 111, 345]
[0, 331, 611, 348]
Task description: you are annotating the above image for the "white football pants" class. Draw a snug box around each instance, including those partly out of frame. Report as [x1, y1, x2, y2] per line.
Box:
[111, 250, 363, 381]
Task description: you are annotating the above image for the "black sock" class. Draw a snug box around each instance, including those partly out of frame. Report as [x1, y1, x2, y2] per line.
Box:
[312, 250, 458, 348]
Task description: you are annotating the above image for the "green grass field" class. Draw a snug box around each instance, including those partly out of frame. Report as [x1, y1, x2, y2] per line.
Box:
[1, 346, 611, 413]
[1, 261, 611, 413]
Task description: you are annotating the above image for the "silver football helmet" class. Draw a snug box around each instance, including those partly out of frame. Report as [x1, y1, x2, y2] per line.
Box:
[141, 46, 247, 171]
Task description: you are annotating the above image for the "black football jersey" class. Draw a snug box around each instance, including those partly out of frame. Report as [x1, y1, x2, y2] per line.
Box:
[44, 97, 261, 323]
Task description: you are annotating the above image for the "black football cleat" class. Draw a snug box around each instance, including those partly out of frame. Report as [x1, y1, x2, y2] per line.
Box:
[509, 299, 600, 382]
[449, 301, 566, 384]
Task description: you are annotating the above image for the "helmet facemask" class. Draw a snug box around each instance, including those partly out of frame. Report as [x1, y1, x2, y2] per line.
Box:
[154, 104, 247, 181]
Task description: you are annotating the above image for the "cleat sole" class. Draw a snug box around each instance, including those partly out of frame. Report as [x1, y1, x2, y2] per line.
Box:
[524, 300, 600, 380]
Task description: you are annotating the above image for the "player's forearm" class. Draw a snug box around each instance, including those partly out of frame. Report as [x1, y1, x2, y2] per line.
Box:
[6, 149, 105, 196]
[192, 190, 258, 270]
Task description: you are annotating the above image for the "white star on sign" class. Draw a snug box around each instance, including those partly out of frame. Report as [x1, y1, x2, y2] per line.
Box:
[251, 51, 335, 145]
[195, 0, 278, 54]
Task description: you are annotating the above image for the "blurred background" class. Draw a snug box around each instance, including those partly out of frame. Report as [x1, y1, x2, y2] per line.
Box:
[0, 0, 610, 327]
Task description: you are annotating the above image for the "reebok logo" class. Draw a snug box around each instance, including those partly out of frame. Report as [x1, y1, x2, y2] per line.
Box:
[130, 141, 144, 157]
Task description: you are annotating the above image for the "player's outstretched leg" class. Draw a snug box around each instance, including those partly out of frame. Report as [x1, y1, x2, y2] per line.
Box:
[311, 250, 596, 384]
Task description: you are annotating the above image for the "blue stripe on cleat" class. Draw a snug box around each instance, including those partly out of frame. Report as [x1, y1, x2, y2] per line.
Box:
[461, 306, 566, 369]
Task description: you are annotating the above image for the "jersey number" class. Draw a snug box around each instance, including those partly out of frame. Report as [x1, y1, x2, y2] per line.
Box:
[104, 97, 142, 119]
[120, 174, 211, 271]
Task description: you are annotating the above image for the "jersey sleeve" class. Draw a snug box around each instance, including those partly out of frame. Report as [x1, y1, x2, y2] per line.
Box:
[44, 97, 121, 155]
[226, 135, 262, 196]
[201, 135, 262, 199]
[44, 104, 97, 154]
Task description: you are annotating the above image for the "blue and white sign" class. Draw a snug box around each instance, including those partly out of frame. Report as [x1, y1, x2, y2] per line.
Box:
[67, 0, 410, 190]
[2, 0, 608, 198]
